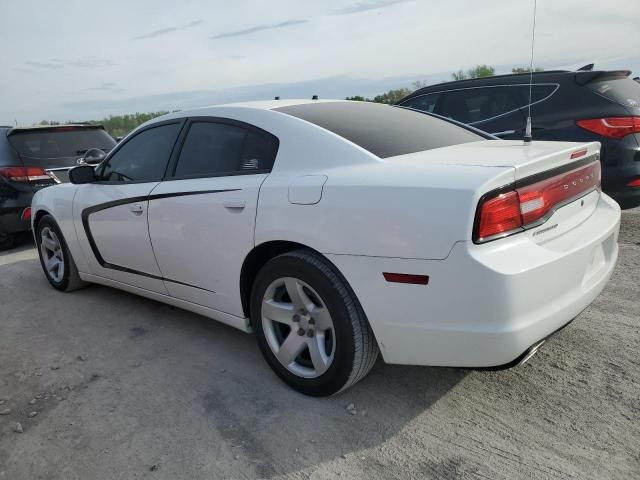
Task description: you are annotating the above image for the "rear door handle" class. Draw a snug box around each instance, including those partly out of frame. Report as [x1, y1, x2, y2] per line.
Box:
[223, 199, 245, 209]
[130, 203, 144, 215]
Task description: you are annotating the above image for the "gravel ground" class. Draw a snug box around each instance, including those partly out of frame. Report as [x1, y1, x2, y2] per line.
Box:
[0, 208, 638, 480]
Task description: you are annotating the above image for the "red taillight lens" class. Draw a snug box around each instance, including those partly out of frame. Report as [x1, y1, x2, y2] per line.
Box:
[627, 178, 640, 188]
[576, 117, 640, 139]
[0, 166, 51, 183]
[475, 160, 601, 243]
[21, 207, 32, 221]
[518, 161, 601, 225]
[477, 191, 522, 240]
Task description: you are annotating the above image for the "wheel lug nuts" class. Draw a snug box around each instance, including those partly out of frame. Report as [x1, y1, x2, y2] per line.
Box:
[293, 314, 300, 322]
[297, 328, 305, 336]
[307, 330, 314, 337]
[308, 318, 315, 325]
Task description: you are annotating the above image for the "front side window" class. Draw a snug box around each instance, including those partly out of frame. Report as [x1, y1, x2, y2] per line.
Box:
[98, 123, 181, 183]
[174, 121, 278, 178]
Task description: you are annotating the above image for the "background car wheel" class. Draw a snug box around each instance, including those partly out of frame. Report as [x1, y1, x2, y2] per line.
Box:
[36, 215, 87, 292]
[251, 249, 379, 396]
[0, 231, 15, 251]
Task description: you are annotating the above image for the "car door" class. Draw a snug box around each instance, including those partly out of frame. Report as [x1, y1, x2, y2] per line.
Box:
[73, 120, 184, 293]
[147, 117, 279, 317]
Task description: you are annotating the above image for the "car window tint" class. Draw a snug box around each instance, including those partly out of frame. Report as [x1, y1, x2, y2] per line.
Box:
[531, 84, 557, 103]
[99, 123, 180, 183]
[276, 102, 482, 159]
[240, 130, 279, 171]
[175, 122, 278, 177]
[437, 87, 528, 124]
[435, 85, 557, 124]
[587, 78, 640, 108]
[7, 128, 116, 163]
[400, 93, 441, 113]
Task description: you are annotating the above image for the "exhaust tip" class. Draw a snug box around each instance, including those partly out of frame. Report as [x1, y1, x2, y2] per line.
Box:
[517, 339, 546, 366]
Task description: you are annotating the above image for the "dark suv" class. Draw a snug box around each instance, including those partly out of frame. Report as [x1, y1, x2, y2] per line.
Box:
[0, 125, 116, 250]
[397, 69, 640, 208]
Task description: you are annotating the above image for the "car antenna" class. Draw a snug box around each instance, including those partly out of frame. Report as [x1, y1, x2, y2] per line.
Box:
[524, 0, 537, 145]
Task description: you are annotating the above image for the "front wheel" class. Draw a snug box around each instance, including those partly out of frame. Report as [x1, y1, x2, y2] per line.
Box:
[251, 250, 378, 396]
[35, 215, 87, 292]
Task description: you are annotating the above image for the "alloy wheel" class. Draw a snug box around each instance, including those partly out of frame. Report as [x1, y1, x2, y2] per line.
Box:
[261, 277, 336, 378]
[40, 226, 64, 283]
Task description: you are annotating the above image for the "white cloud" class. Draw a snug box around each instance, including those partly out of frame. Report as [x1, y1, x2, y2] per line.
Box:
[0, 0, 638, 124]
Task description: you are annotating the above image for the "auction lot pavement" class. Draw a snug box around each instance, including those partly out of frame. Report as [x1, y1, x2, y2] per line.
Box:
[1, 209, 638, 480]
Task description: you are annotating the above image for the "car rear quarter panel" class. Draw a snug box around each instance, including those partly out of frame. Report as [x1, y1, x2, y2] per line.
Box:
[255, 158, 514, 259]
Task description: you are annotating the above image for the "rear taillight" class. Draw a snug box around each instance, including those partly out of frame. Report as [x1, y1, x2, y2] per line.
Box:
[21, 207, 32, 221]
[576, 117, 640, 139]
[627, 178, 640, 188]
[475, 160, 601, 243]
[476, 191, 522, 239]
[0, 166, 52, 183]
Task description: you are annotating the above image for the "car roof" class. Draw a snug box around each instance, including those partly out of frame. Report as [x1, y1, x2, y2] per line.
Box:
[398, 69, 633, 103]
[7, 124, 105, 133]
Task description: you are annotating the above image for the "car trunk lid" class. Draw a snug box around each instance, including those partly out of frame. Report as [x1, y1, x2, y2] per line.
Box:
[389, 139, 603, 245]
[432, 139, 601, 181]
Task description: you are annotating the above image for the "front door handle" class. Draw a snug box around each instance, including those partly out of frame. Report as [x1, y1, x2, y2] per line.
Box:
[130, 203, 144, 215]
[223, 199, 245, 209]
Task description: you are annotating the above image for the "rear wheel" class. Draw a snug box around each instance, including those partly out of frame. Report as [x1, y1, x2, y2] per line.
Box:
[251, 250, 378, 396]
[36, 215, 87, 292]
[0, 231, 14, 251]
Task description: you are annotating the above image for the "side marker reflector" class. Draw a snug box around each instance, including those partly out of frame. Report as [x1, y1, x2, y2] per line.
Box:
[383, 272, 429, 285]
[570, 149, 587, 159]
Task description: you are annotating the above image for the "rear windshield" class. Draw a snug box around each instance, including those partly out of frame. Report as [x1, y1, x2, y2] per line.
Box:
[275, 102, 483, 158]
[587, 78, 640, 109]
[8, 128, 116, 159]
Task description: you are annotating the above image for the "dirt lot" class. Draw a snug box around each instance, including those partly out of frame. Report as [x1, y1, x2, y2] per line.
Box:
[1, 208, 638, 480]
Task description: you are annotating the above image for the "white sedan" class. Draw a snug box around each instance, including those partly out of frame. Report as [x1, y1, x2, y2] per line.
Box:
[31, 100, 621, 396]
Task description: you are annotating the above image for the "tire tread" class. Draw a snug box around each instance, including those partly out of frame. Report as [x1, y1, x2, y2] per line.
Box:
[284, 250, 379, 393]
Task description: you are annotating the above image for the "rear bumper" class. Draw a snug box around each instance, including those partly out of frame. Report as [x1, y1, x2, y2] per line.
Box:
[0, 197, 32, 234]
[328, 193, 621, 367]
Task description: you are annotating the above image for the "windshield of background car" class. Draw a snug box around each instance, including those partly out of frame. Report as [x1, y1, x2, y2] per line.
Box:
[587, 77, 640, 109]
[275, 101, 483, 158]
[8, 127, 116, 160]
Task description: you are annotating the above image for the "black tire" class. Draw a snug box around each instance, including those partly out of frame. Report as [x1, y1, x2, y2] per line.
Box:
[0, 231, 15, 251]
[35, 215, 87, 292]
[251, 249, 378, 396]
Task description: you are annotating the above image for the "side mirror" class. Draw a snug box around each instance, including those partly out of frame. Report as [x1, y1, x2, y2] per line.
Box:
[68, 165, 96, 184]
[82, 148, 106, 165]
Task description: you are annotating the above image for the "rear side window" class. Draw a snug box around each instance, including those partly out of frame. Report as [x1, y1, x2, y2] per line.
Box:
[400, 92, 441, 113]
[437, 86, 530, 124]
[275, 102, 482, 158]
[7, 128, 116, 160]
[587, 78, 640, 109]
[98, 123, 181, 183]
[174, 121, 278, 178]
[406, 85, 556, 124]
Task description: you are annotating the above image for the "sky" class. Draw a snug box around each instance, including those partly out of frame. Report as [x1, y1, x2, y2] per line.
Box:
[1, 0, 639, 125]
